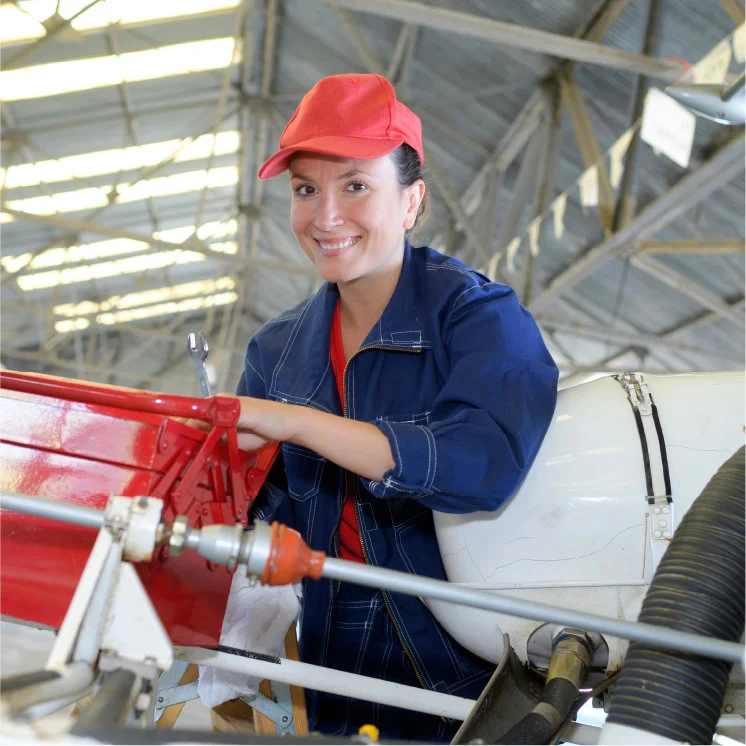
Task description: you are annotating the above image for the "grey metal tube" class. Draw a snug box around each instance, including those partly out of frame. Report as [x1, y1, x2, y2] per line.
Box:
[0, 491, 104, 530]
[321, 558, 744, 664]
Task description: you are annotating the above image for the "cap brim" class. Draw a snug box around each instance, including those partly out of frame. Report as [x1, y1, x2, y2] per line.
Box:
[258, 135, 404, 179]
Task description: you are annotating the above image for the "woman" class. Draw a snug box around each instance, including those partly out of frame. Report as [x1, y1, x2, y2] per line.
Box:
[233, 73, 558, 741]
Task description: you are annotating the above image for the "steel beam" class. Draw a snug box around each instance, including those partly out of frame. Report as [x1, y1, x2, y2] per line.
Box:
[612, 0, 662, 231]
[530, 133, 746, 312]
[637, 239, 745, 254]
[3, 0, 103, 70]
[333, 7, 386, 75]
[535, 317, 744, 363]
[630, 254, 746, 328]
[493, 132, 543, 273]
[1, 209, 317, 276]
[718, 0, 746, 24]
[427, 150, 493, 265]
[456, 1, 625, 263]
[387, 23, 417, 81]
[664, 297, 745, 339]
[319, 0, 683, 80]
[561, 76, 615, 231]
[523, 85, 563, 304]
[104, 23, 161, 233]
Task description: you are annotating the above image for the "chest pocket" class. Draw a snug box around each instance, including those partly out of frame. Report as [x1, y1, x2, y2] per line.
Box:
[375, 411, 431, 426]
[282, 443, 326, 502]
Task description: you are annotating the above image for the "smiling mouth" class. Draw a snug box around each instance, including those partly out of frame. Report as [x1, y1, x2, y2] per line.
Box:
[314, 236, 361, 255]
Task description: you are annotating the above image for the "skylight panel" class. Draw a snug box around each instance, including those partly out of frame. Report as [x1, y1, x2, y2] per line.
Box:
[53, 276, 237, 332]
[1, 220, 237, 275]
[1, 132, 240, 190]
[2, 166, 239, 218]
[0, 37, 237, 101]
[17, 248, 207, 290]
[1, 1, 240, 46]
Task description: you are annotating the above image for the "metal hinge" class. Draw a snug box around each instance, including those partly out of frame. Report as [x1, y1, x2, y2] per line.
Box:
[617, 372, 652, 416]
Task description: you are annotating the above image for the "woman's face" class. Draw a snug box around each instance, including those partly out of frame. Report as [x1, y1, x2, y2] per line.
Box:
[288, 152, 424, 285]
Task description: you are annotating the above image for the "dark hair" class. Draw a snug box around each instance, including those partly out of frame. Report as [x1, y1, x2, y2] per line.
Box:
[391, 143, 429, 234]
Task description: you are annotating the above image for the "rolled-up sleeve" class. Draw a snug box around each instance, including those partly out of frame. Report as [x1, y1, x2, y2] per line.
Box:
[365, 282, 558, 514]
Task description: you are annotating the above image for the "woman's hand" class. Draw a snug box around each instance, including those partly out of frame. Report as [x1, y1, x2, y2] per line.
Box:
[236, 397, 299, 450]
[237, 397, 395, 481]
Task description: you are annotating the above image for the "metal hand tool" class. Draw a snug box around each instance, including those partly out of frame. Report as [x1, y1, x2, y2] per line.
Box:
[187, 331, 212, 397]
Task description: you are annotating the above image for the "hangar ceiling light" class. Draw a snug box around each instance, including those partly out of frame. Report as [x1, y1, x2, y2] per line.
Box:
[52, 276, 237, 332]
[0, 37, 238, 101]
[2, 220, 238, 276]
[0, 0, 240, 46]
[1, 165, 239, 224]
[1, 131, 240, 190]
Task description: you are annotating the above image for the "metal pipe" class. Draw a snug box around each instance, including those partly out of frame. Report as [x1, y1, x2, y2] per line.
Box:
[0, 492, 104, 530]
[4, 494, 741, 665]
[70, 669, 138, 734]
[175, 646, 475, 720]
[321, 558, 744, 665]
[3, 662, 94, 714]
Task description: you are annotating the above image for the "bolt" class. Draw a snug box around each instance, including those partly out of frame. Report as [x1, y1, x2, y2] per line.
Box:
[725, 704, 734, 713]
[158, 696, 164, 703]
[138, 497, 148, 509]
[282, 716, 289, 723]
[662, 507, 670, 514]
[654, 530, 662, 538]
[663, 531, 671, 539]
[653, 506, 661, 514]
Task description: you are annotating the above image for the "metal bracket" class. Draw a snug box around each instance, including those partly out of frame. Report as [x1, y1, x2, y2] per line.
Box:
[153, 660, 190, 723]
[617, 371, 652, 415]
[649, 495, 674, 542]
[645, 495, 675, 582]
[241, 687, 295, 735]
[154, 681, 199, 712]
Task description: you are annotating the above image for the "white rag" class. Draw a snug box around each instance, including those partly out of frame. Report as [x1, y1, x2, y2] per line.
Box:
[197, 572, 300, 709]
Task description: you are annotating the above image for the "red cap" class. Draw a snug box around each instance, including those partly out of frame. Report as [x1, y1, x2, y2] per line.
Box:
[258, 73, 424, 180]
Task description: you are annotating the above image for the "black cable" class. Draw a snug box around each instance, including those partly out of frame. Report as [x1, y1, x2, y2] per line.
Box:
[548, 671, 619, 745]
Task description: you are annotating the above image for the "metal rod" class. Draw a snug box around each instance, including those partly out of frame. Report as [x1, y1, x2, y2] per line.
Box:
[0, 492, 104, 530]
[612, 0, 662, 231]
[321, 558, 745, 664]
[175, 647, 475, 720]
[70, 669, 138, 733]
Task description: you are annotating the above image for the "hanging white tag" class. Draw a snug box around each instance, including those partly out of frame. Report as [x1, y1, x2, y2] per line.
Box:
[641, 88, 696, 169]
[551, 193, 567, 240]
[506, 236, 520, 273]
[578, 165, 599, 211]
[692, 39, 732, 84]
[609, 128, 635, 189]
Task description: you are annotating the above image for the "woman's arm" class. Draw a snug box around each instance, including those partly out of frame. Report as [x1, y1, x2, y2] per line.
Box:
[236, 397, 395, 482]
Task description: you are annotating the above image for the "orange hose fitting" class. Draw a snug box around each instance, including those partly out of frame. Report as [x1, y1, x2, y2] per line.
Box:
[261, 521, 326, 585]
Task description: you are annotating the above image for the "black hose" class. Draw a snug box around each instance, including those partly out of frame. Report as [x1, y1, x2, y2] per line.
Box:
[606, 446, 745, 744]
[495, 677, 578, 745]
[70, 669, 138, 734]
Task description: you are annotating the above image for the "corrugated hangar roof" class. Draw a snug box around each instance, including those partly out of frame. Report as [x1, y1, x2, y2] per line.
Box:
[1, 0, 744, 395]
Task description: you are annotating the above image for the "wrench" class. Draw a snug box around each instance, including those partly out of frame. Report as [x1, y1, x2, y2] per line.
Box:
[186, 331, 212, 397]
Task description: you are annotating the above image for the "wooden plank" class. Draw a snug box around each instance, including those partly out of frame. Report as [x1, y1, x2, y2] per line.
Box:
[155, 663, 200, 730]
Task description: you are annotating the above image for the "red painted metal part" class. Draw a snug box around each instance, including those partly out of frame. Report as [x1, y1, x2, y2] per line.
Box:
[0, 371, 280, 647]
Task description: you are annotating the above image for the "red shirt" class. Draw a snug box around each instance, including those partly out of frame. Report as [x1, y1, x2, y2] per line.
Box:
[329, 301, 366, 564]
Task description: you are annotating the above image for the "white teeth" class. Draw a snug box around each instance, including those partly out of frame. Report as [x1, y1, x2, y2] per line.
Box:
[317, 237, 359, 250]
